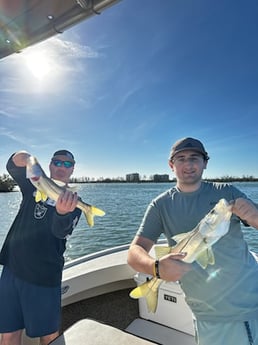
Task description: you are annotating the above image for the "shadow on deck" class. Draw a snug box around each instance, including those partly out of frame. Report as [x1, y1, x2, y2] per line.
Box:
[61, 288, 139, 332]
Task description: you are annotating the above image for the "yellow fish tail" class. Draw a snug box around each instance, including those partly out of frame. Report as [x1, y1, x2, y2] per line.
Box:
[35, 190, 48, 202]
[83, 205, 105, 227]
[130, 278, 162, 313]
[91, 205, 106, 217]
[130, 282, 152, 299]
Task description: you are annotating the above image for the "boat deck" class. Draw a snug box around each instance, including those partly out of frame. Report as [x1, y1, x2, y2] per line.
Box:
[60, 243, 196, 344]
[61, 287, 138, 332]
[60, 288, 195, 345]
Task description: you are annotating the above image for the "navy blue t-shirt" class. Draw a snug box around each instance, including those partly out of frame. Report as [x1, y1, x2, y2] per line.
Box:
[0, 156, 81, 286]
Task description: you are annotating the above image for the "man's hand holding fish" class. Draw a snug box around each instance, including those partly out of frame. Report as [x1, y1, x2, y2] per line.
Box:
[158, 252, 190, 281]
[232, 197, 258, 229]
[55, 190, 79, 215]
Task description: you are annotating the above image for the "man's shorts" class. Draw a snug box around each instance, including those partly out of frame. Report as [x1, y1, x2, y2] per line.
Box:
[194, 318, 258, 345]
[0, 266, 61, 337]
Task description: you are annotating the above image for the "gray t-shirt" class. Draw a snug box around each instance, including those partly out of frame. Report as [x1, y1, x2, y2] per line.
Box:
[137, 181, 258, 321]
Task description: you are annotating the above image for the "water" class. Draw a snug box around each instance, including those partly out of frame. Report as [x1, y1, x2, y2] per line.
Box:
[0, 182, 258, 263]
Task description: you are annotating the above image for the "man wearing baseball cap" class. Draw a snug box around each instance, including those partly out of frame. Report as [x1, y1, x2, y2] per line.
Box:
[128, 137, 258, 345]
[169, 137, 209, 161]
[0, 149, 81, 345]
[52, 150, 75, 163]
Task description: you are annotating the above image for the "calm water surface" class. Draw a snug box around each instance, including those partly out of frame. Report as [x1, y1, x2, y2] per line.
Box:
[0, 182, 258, 263]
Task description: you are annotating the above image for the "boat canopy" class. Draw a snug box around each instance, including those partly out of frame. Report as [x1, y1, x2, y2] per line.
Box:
[0, 0, 120, 60]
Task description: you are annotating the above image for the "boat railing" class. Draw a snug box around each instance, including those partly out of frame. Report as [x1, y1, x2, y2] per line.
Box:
[63, 238, 168, 270]
[63, 244, 131, 269]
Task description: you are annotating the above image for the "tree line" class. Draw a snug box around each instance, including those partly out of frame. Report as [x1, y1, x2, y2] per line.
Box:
[1, 174, 258, 192]
[0, 174, 16, 192]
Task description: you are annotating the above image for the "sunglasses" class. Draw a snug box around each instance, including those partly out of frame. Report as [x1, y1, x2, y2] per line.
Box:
[51, 160, 74, 168]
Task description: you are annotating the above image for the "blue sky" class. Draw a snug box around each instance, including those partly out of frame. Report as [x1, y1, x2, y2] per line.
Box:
[1, 0, 258, 180]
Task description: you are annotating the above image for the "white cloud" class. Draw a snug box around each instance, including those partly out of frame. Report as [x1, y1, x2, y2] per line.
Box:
[0, 127, 28, 145]
[49, 37, 100, 59]
[0, 110, 16, 118]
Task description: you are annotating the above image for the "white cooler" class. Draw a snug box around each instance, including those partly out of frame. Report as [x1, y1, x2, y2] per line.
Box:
[134, 273, 195, 336]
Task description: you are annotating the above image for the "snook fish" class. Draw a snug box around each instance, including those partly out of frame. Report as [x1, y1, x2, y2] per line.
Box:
[130, 198, 233, 312]
[26, 156, 105, 227]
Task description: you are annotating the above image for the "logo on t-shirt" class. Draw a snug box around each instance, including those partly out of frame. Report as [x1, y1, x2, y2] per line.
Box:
[34, 203, 48, 219]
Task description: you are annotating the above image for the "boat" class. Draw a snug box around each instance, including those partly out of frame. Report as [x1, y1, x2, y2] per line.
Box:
[0, 0, 121, 60]
[1, 2, 195, 344]
[19, 240, 196, 345]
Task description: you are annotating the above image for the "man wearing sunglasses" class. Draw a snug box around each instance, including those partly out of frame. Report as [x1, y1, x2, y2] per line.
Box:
[0, 150, 81, 345]
[50, 150, 75, 185]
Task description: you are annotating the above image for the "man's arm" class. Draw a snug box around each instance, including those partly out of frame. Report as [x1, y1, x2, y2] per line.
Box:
[127, 236, 155, 275]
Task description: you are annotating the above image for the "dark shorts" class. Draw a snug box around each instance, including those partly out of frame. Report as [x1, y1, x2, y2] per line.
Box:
[0, 266, 61, 337]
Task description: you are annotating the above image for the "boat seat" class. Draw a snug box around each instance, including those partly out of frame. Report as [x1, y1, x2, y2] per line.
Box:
[50, 318, 158, 345]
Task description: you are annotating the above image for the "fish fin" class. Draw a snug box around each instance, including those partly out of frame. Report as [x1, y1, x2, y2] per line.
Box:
[196, 248, 215, 269]
[130, 282, 151, 299]
[172, 226, 200, 244]
[66, 184, 77, 192]
[52, 179, 66, 187]
[207, 248, 215, 265]
[51, 179, 77, 193]
[172, 231, 192, 243]
[154, 246, 171, 259]
[91, 205, 106, 217]
[67, 186, 77, 192]
[52, 179, 77, 192]
[83, 205, 105, 227]
[35, 190, 48, 202]
[130, 278, 161, 313]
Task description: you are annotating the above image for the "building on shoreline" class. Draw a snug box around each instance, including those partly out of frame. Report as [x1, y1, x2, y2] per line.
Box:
[126, 173, 140, 182]
[153, 174, 170, 182]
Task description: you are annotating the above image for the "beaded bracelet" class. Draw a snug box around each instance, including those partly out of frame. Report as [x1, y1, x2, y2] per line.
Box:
[153, 259, 161, 279]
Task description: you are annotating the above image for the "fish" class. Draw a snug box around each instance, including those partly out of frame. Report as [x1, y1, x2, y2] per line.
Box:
[129, 198, 233, 312]
[26, 156, 105, 227]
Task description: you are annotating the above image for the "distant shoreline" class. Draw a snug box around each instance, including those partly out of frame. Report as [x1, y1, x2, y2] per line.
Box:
[70, 177, 258, 184]
[1, 176, 258, 193]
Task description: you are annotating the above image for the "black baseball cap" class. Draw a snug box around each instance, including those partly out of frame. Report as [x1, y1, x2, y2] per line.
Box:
[52, 150, 75, 163]
[169, 137, 209, 161]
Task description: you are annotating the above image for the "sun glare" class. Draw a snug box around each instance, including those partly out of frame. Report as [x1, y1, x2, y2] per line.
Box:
[25, 52, 52, 80]
[16, 38, 70, 92]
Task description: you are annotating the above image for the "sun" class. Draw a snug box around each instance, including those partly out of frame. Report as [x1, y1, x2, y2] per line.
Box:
[16, 38, 68, 91]
[24, 51, 52, 80]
